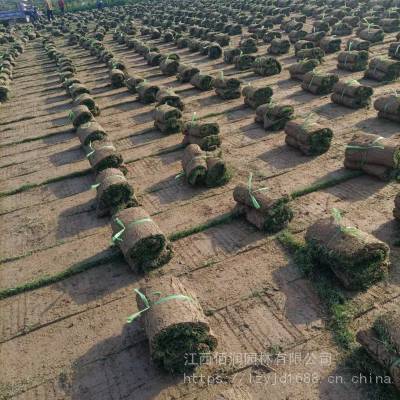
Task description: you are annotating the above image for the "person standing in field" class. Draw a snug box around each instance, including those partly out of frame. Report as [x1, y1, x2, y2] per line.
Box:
[58, 0, 65, 14]
[44, 0, 54, 21]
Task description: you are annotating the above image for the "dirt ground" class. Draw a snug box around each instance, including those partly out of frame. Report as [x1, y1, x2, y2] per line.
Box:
[0, 14, 400, 400]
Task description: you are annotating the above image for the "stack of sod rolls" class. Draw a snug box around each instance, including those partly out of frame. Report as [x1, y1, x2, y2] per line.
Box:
[94, 168, 137, 217]
[137, 82, 161, 103]
[285, 119, 333, 156]
[133, 276, 217, 374]
[239, 36, 258, 53]
[182, 120, 221, 151]
[374, 94, 400, 123]
[213, 76, 241, 100]
[301, 71, 339, 95]
[331, 80, 373, 109]
[154, 104, 183, 134]
[337, 50, 369, 72]
[125, 74, 144, 94]
[190, 72, 214, 91]
[252, 56, 282, 76]
[296, 47, 325, 62]
[242, 85, 273, 109]
[288, 59, 319, 81]
[223, 47, 241, 64]
[255, 103, 294, 131]
[357, 312, 400, 390]
[267, 38, 290, 55]
[233, 181, 293, 233]
[294, 40, 314, 55]
[305, 210, 389, 289]
[176, 63, 200, 83]
[365, 57, 400, 82]
[160, 56, 180, 76]
[394, 192, 400, 221]
[156, 87, 184, 110]
[181, 144, 229, 187]
[389, 42, 400, 60]
[358, 28, 385, 43]
[345, 38, 370, 51]
[111, 207, 173, 272]
[110, 68, 126, 88]
[319, 36, 342, 54]
[344, 133, 400, 181]
[381, 18, 400, 33]
[234, 54, 256, 71]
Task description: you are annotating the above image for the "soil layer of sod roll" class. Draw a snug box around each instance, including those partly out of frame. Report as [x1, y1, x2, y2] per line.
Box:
[95, 168, 136, 217]
[136, 276, 218, 374]
[77, 120, 107, 146]
[70, 104, 94, 128]
[111, 206, 173, 272]
[233, 183, 293, 233]
[305, 215, 389, 290]
[242, 85, 273, 109]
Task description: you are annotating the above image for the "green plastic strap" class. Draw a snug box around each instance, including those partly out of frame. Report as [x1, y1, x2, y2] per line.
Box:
[68, 110, 75, 121]
[91, 183, 100, 189]
[126, 289, 194, 323]
[331, 207, 360, 237]
[191, 112, 197, 122]
[86, 141, 95, 158]
[395, 45, 400, 56]
[175, 171, 185, 179]
[112, 216, 152, 244]
[391, 358, 400, 369]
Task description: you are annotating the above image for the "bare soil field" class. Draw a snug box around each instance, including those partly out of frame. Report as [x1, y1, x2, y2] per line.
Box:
[1, 1, 400, 399]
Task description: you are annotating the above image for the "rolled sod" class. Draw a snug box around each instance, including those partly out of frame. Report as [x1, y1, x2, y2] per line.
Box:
[296, 47, 325, 62]
[208, 42, 222, 59]
[183, 133, 221, 151]
[95, 168, 136, 217]
[160, 58, 180, 76]
[137, 82, 160, 103]
[190, 73, 214, 91]
[125, 75, 144, 94]
[256, 103, 294, 131]
[176, 63, 200, 83]
[263, 31, 282, 43]
[294, 40, 314, 54]
[389, 42, 400, 61]
[288, 30, 307, 44]
[331, 22, 353, 36]
[268, 38, 290, 55]
[374, 95, 400, 123]
[346, 38, 370, 51]
[85, 138, 123, 173]
[69, 105, 94, 129]
[69, 83, 90, 99]
[156, 88, 184, 111]
[213, 76, 241, 100]
[394, 192, 400, 221]
[135, 276, 217, 374]
[76, 120, 107, 146]
[357, 323, 400, 389]
[305, 215, 389, 289]
[146, 51, 162, 66]
[184, 121, 220, 137]
[205, 155, 229, 187]
[301, 71, 339, 95]
[111, 207, 173, 272]
[319, 36, 341, 54]
[233, 183, 293, 233]
[0, 84, 9, 102]
[223, 47, 241, 64]
[344, 133, 400, 180]
[110, 68, 125, 88]
[182, 144, 207, 186]
[365, 57, 400, 82]
[73, 93, 100, 116]
[62, 78, 81, 91]
[242, 85, 273, 109]
[337, 50, 369, 72]
[289, 59, 319, 81]
[359, 28, 384, 43]
[234, 54, 255, 71]
[285, 119, 333, 156]
[331, 80, 373, 109]
[252, 56, 281, 76]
